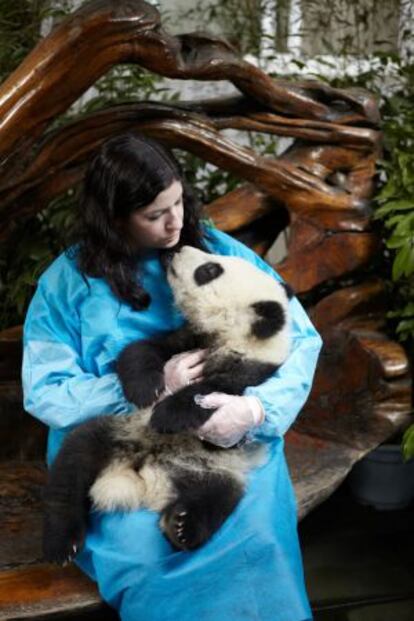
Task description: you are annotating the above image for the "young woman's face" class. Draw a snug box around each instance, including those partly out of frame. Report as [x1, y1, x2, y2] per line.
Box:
[127, 179, 184, 250]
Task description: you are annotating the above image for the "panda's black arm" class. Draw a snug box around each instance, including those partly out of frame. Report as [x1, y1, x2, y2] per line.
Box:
[151, 356, 278, 433]
[116, 324, 209, 408]
[150, 380, 223, 433]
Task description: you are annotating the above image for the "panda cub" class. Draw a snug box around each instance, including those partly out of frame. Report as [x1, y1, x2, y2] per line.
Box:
[43, 246, 292, 563]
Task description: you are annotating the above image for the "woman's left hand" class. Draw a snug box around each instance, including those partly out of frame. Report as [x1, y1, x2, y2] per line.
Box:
[194, 393, 265, 448]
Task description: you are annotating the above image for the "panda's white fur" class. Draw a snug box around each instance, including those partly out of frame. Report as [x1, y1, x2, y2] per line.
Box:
[90, 407, 266, 513]
[168, 246, 291, 366]
[44, 246, 292, 559]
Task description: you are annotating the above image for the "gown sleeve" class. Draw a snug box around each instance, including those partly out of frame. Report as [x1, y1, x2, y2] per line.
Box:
[205, 226, 323, 440]
[22, 262, 132, 431]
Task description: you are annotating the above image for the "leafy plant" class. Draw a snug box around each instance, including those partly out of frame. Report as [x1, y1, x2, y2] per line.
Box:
[402, 424, 414, 461]
[373, 64, 414, 344]
[0, 190, 78, 328]
[177, 131, 280, 204]
[0, 0, 73, 83]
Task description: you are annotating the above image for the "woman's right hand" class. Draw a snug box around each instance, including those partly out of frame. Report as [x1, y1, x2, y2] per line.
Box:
[163, 349, 208, 394]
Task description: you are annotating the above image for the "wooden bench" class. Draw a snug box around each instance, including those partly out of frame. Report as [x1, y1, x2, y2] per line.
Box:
[0, 1, 412, 618]
[0, 324, 409, 619]
[0, 416, 365, 619]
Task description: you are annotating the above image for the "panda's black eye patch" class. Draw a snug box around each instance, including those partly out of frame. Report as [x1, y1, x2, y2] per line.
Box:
[251, 301, 285, 339]
[194, 262, 224, 286]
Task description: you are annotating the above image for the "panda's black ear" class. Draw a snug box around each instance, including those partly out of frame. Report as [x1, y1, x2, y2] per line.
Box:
[251, 301, 286, 339]
[280, 281, 294, 299]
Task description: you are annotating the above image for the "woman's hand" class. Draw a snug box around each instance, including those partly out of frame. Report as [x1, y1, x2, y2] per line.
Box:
[163, 349, 208, 394]
[194, 393, 265, 448]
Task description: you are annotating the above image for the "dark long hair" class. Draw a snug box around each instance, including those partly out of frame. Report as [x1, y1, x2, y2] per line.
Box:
[75, 133, 207, 310]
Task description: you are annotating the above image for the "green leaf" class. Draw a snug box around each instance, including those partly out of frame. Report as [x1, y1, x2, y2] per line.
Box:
[400, 302, 414, 317]
[386, 235, 408, 249]
[394, 214, 414, 235]
[404, 246, 414, 277]
[392, 244, 411, 280]
[396, 318, 414, 333]
[402, 425, 414, 461]
[375, 199, 414, 218]
[375, 179, 399, 202]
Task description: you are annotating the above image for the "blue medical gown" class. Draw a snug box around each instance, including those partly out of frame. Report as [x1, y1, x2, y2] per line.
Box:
[22, 227, 322, 621]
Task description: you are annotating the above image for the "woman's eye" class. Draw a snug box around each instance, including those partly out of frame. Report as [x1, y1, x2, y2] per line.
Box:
[147, 214, 161, 221]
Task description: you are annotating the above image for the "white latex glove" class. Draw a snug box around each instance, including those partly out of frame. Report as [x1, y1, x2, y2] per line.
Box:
[163, 349, 208, 394]
[195, 392, 265, 448]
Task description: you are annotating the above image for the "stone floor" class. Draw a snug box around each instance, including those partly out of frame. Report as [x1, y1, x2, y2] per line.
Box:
[299, 480, 414, 620]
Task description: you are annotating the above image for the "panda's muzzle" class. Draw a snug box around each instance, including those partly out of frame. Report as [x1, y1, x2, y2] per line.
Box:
[194, 261, 224, 286]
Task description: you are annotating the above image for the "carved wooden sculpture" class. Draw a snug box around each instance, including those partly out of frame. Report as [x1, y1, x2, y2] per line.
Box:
[0, 0, 412, 617]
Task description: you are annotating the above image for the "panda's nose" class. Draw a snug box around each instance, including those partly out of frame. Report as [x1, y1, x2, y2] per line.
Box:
[194, 262, 224, 286]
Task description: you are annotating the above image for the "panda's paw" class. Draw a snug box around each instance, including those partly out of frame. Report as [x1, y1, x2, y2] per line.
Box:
[43, 535, 82, 565]
[160, 501, 215, 551]
[125, 372, 164, 408]
[151, 391, 212, 434]
[150, 398, 191, 434]
[43, 515, 84, 565]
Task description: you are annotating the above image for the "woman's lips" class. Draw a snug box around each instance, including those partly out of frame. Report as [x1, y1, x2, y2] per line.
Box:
[164, 232, 181, 243]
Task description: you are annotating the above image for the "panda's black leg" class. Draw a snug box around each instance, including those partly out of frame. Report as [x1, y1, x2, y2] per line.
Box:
[160, 472, 244, 550]
[43, 493, 86, 565]
[43, 418, 113, 564]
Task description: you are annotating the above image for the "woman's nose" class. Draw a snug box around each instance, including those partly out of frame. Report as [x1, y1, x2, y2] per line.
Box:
[167, 207, 182, 229]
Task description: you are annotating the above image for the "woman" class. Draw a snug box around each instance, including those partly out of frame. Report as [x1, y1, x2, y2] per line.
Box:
[23, 133, 322, 621]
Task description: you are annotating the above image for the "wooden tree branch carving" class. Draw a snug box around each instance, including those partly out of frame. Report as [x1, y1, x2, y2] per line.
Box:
[0, 0, 411, 526]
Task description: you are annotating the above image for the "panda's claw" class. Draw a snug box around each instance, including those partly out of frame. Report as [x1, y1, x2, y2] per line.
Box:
[162, 501, 210, 551]
[43, 513, 85, 565]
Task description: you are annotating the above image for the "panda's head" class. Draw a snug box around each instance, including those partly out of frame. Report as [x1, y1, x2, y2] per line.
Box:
[167, 246, 292, 363]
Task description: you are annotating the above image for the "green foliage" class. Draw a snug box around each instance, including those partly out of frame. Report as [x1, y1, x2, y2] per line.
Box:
[0, 190, 77, 328]
[177, 132, 280, 205]
[73, 66, 174, 114]
[0, 0, 71, 83]
[179, 152, 240, 205]
[373, 64, 414, 344]
[402, 424, 414, 461]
